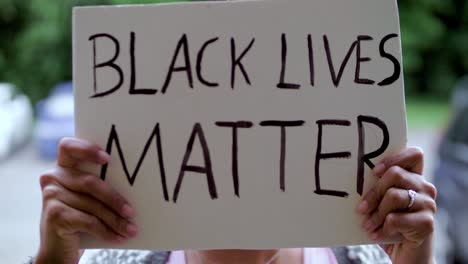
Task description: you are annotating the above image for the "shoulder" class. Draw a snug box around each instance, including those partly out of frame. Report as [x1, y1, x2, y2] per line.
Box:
[79, 245, 391, 264]
[79, 249, 170, 264]
[332, 245, 391, 264]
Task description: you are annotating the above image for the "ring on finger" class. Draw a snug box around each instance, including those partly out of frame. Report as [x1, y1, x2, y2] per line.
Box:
[407, 189, 417, 209]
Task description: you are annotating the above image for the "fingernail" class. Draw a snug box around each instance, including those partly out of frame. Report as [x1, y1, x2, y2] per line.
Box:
[126, 223, 138, 237]
[356, 200, 368, 214]
[122, 204, 135, 219]
[373, 163, 386, 176]
[97, 151, 111, 164]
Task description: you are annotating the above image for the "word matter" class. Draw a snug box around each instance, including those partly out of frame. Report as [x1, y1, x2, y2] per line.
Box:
[100, 115, 389, 203]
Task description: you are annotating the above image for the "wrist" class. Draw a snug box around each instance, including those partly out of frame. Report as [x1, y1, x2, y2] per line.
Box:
[33, 252, 49, 264]
[34, 247, 80, 264]
[396, 235, 434, 264]
[34, 248, 56, 264]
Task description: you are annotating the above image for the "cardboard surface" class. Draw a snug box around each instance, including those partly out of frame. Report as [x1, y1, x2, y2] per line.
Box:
[73, 0, 407, 250]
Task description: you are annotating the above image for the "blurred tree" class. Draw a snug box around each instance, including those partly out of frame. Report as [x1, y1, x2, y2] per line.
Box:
[0, 0, 467, 104]
[0, 0, 29, 95]
[399, 0, 468, 97]
[0, 0, 184, 105]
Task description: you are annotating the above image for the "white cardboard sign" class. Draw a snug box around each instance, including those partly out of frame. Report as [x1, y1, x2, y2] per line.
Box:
[73, 0, 407, 250]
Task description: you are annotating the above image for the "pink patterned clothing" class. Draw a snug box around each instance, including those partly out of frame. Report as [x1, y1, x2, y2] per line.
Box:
[167, 248, 338, 264]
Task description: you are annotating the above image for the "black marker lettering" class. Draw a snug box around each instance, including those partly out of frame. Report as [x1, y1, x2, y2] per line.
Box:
[173, 123, 217, 203]
[323, 35, 357, 87]
[196, 37, 220, 87]
[355, 35, 375, 85]
[277, 33, 301, 89]
[308, 34, 315, 87]
[315, 120, 351, 198]
[356, 115, 390, 195]
[161, 34, 193, 94]
[215, 121, 254, 197]
[231, 37, 255, 89]
[129, 31, 158, 94]
[100, 124, 169, 201]
[378, 33, 401, 86]
[89, 33, 123, 98]
[260, 120, 305, 191]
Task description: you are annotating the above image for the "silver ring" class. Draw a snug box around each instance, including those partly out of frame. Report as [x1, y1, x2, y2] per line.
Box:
[407, 189, 417, 209]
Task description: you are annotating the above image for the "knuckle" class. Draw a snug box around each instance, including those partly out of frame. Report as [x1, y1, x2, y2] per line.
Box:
[81, 175, 97, 189]
[42, 185, 61, 201]
[410, 147, 424, 161]
[424, 182, 437, 199]
[425, 198, 437, 214]
[46, 202, 67, 222]
[387, 188, 402, 204]
[420, 214, 435, 233]
[385, 213, 398, 228]
[39, 172, 55, 189]
[388, 165, 400, 175]
[84, 216, 100, 231]
[58, 137, 74, 152]
[388, 166, 403, 180]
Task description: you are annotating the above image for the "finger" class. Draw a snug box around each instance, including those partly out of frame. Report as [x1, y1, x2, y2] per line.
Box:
[45, 200, 124, 243]
[363, 188, 409, 232]
[363, 188, 435, 232]
[50, 169, 135, 219]
[359, 166, 424, 214]
[57, 137, 110, 168]
[43, 183, 138, 238]
[373, 147, 424, 177]
[369, 212, 434, 248]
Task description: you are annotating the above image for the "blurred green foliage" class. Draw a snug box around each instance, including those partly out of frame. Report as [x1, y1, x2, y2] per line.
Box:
[0, 0, 467, 104]
[399, 0, 468, 97]
[0, 0, 184, 104]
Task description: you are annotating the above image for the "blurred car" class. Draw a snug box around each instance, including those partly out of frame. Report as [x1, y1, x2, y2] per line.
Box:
[34, 82, 74, 160]
[0, 83, 33, 161]
[433, 77, 468, 264]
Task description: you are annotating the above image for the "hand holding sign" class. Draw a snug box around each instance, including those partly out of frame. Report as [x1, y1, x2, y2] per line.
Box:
[358, 148, 437, 263]
[36, 138, 138, 264]
[35, 144, 436, 263]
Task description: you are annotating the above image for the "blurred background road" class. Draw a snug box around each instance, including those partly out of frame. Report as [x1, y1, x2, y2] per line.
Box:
[0, 146, 53, 264]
